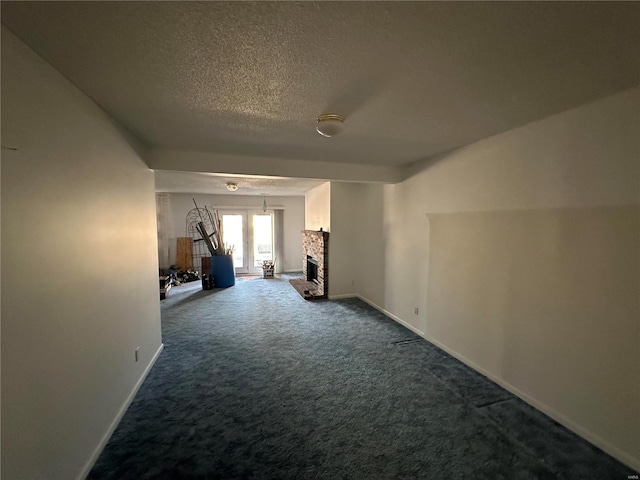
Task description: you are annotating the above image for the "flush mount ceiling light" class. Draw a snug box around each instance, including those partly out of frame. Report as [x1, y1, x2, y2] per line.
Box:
[226, 182, 238, 192]
[316, 113, 345, 137]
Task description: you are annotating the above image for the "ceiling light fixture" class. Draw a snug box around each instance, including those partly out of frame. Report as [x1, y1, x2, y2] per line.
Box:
[316, 113, 345, 137]
[226, 182, 238, 192]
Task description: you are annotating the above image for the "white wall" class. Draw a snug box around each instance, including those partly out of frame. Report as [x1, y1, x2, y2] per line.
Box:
[1, 28, 163, 479]
[160, 193, 305, 272]
[353, 184, 385, 307]
[357, 87, 639, 469]
[305, 182, 331, 231]
[326, 183, 386, 301]
[328, 183, 358, 297]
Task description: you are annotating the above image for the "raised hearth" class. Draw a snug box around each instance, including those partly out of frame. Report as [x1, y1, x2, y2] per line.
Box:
[289, 278, 323, 300]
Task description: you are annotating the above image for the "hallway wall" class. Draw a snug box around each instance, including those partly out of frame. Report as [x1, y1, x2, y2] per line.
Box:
[1, 27, 162, 479]
[374, 87, 640, 469]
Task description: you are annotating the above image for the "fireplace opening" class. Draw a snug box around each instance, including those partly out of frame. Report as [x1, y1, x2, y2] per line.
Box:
[306, 255, 318, 283]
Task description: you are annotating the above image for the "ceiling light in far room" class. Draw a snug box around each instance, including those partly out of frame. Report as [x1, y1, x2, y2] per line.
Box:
[226, 182, 238, 192]
[316, 113, 345, 137]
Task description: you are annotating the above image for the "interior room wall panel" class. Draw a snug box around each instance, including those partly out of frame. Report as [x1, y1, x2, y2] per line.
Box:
[374, 87, 640, 469]
[1, 27, 162, 479]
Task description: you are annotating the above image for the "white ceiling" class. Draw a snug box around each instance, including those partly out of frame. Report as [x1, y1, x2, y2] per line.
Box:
[154, 171, 325, 196]
[2, 2, 639, 194]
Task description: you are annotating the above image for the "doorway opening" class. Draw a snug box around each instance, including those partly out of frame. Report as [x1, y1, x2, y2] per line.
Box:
[221, 210, 274, 275]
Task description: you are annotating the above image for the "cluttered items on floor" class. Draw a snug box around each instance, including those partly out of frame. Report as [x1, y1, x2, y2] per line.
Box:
[159, 265, 201, 299]
[261, 260, 275, 278]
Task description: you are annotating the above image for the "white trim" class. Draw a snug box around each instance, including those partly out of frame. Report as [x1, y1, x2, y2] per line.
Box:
[423, 336, 640, 472]
[328, 293, 357, 300]
[350, 295, 640, 472]
[78, 343, 165, 480]
[284, 269, 302, 273]
[357, 294, 426, 337]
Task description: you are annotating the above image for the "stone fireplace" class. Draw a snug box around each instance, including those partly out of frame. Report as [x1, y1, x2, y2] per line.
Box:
[301, 229, 329, 298]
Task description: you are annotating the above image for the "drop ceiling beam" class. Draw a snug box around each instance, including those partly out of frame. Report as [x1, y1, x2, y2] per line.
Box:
[145, 149, 403, 184]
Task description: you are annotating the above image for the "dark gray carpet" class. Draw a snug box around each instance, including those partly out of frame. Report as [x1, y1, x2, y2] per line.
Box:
[89, 275, 636, 479]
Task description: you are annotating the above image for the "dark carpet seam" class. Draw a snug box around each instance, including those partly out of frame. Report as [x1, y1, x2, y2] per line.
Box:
[475, 398, 512, 409]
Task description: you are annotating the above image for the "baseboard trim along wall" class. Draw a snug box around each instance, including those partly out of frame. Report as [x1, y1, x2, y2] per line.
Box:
[328, 293, 357, 300]
[352, 294, 639, 472]
[423, 334, 640, 472]
[78, 343, 165, 480]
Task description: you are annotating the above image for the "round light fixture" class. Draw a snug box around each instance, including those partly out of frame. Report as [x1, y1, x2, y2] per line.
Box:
[316, 113, 345, 137]
[226, 182, 238, 192]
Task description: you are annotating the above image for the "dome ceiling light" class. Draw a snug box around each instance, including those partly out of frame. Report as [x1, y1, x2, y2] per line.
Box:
[226, 182, 238, 192]
[316, 113, 345, 137]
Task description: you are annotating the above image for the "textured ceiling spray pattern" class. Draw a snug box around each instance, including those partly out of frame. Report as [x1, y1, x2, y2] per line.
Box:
[2, 2, 639, 167]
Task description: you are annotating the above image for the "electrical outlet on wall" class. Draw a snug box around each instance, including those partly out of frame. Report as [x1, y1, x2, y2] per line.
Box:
[135, 346, 140, 362]
[414, 307, 419, 315]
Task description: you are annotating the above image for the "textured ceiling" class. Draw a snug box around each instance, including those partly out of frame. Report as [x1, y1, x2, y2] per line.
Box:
[2, 2, 639, 179]
[154, 171, 325, 196]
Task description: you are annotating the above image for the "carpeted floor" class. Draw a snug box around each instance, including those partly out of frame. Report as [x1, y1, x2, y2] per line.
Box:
[235, 275, 261, 282]
[89, 275, 636, 479]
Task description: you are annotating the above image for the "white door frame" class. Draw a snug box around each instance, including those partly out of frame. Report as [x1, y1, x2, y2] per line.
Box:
[219, 209, 275, 275]
[220, 210, 249, 274]
[247, 210, 274, 275]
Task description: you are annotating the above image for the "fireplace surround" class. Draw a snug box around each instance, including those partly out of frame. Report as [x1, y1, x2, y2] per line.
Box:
[301, 230, 329, 298]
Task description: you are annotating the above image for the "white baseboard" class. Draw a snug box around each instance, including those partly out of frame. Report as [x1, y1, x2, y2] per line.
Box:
[356, 294, 426, 337]
[348, 295, 640, 472]
[328, 293, 357, 300]
[424, 335, 640, 473]
[78, 343, 164, 480]
[284, 269, 302, 273]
